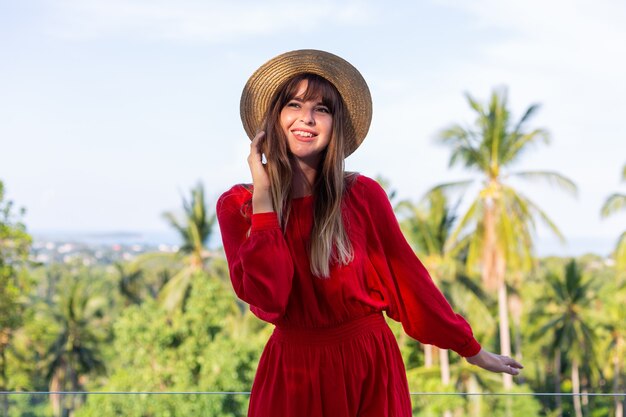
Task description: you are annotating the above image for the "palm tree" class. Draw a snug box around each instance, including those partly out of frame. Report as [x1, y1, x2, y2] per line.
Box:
[114, 262, 144, 306]
[530, 260, 599, 417]
[601, 163, 626, 270]
[163, 181, 215, 271]
[599, 164, 626, 417]
[433, 87, 577, 388]
[599, 263, 626, 417]
[42, 277, 107, 417]
[606, 287, 626, 417]
[160, 182, 216, 311]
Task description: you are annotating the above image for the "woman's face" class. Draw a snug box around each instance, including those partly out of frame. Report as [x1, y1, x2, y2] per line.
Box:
[280, 79, 333, 167]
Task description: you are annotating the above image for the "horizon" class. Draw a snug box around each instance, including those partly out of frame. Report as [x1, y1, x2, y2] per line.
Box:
[29, 228, 618, 259]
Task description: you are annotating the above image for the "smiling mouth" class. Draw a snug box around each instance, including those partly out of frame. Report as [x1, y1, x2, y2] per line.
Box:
[292, 130, 317, 138]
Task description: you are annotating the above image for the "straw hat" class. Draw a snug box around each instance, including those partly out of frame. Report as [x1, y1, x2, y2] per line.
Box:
[240, 49, 372, 157]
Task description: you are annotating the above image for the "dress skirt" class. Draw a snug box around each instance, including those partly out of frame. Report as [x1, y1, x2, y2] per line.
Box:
[247, 314, 412, 417]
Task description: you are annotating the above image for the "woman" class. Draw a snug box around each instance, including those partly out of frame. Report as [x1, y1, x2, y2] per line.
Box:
[217, 49, 522, 417]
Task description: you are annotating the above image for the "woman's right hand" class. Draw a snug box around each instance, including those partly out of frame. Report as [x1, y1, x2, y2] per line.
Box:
[247, 131, 274, 213]
[466, 349, 523, 375]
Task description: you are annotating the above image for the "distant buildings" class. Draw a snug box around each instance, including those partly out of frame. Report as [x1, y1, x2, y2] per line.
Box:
[31, 238, 179, 266]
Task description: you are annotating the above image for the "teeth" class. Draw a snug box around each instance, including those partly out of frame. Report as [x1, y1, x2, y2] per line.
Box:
[293, 131, 315, 138]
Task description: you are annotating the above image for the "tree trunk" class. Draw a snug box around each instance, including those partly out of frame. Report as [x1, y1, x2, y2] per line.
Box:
[555, 350, 562, 417]
[1, 342, 8, 417]
[482, 203, 498, 290]
[439, 348, 450, 385]
[68, 360, 79, 417]
[424, 344, 433, 368]
[439, 348, 452, 417]
[49, 368, 63, 417]
[498, 280, 512, 390]
[482, 202, 512, 390]
[191, 251, 204, 272]
[468, 375, 481, 417]
[572, 359, 583, 417]
[509, 293, 523, 363]
[614, 336, 624, 417]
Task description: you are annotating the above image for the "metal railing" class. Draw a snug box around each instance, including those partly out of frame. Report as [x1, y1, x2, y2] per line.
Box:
[1, 391, 624, 416]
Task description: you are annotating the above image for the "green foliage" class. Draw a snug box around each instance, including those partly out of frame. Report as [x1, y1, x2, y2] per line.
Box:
[75, 272, 269, 417]
[408, 375, 464, 416]
[531, 260, 599, 366]
[600, 163, 626, 270]
[0, 179, 33, 400]
[485, 385, 543, 417]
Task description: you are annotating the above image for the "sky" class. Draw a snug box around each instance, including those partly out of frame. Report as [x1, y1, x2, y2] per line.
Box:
[1, 0, 625, 255]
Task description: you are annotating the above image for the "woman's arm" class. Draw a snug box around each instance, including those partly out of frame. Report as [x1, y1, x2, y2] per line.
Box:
[360, 176, 480, 356]
[216, 131, 294, 320]
[361, 176, 523, 373]
[216, 189, 294, 320]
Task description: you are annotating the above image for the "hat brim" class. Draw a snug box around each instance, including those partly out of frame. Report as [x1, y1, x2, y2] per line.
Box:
[240, 49, 372, 157]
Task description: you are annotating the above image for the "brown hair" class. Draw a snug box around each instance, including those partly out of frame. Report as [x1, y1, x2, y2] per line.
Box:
[262, 73, 354, 277]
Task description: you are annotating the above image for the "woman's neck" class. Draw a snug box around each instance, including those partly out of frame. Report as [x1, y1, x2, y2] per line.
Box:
[291, 159, 318, 198]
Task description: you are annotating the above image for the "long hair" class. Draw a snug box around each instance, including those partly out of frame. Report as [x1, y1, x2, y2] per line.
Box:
[262, 73, 354, 277]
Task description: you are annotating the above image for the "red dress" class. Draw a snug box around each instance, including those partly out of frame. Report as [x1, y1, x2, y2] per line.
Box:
[216, 174, 481, 417]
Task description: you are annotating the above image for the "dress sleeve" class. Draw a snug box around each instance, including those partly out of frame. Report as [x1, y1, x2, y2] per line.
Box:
[216, 186, 294, 321]
[361, 177, 481, 357]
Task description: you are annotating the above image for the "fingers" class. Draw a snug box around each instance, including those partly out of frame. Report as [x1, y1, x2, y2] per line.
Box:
[503, 364, 520, 375]
[250, 131, 265, 158]
[247, 131, 271, 191]
[500, 355, 523, 375]
[467, 350, 523, 376]
[502, 355, 523, 369]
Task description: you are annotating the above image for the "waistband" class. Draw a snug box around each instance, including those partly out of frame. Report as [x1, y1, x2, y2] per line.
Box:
[272, 313, 388, 346]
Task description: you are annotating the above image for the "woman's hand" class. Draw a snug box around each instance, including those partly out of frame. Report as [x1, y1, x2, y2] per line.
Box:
[466, 349, 523, 375]
[247, 131, 273, 213]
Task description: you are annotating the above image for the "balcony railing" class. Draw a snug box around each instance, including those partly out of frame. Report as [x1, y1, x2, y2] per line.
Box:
[1, 391, 624, 416]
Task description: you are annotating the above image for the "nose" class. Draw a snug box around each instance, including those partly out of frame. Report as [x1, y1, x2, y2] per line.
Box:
[299, 107, 315, 125]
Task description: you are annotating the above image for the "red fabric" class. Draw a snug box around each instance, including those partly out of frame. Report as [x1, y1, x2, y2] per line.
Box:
[216, 174, 481, 416]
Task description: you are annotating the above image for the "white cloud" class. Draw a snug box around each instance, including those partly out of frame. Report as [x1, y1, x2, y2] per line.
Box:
[48, 0, 376, 42]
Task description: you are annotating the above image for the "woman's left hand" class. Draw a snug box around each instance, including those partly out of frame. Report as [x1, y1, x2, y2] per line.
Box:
[466, 349, 523, 375]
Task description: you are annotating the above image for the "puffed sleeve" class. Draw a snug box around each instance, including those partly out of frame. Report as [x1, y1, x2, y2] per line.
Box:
[360, 176, 481, 357]
[216, 185, 294, 322]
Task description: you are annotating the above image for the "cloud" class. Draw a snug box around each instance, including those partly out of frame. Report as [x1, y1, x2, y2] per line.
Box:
[47, 0, 376, 42]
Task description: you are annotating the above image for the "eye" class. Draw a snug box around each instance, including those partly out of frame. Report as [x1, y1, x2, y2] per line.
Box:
[286, 101, 300, 109]
[316, 106, 331, 114]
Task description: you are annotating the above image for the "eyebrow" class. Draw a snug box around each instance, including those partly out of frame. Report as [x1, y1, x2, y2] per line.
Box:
[291, 97, 326, 106]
